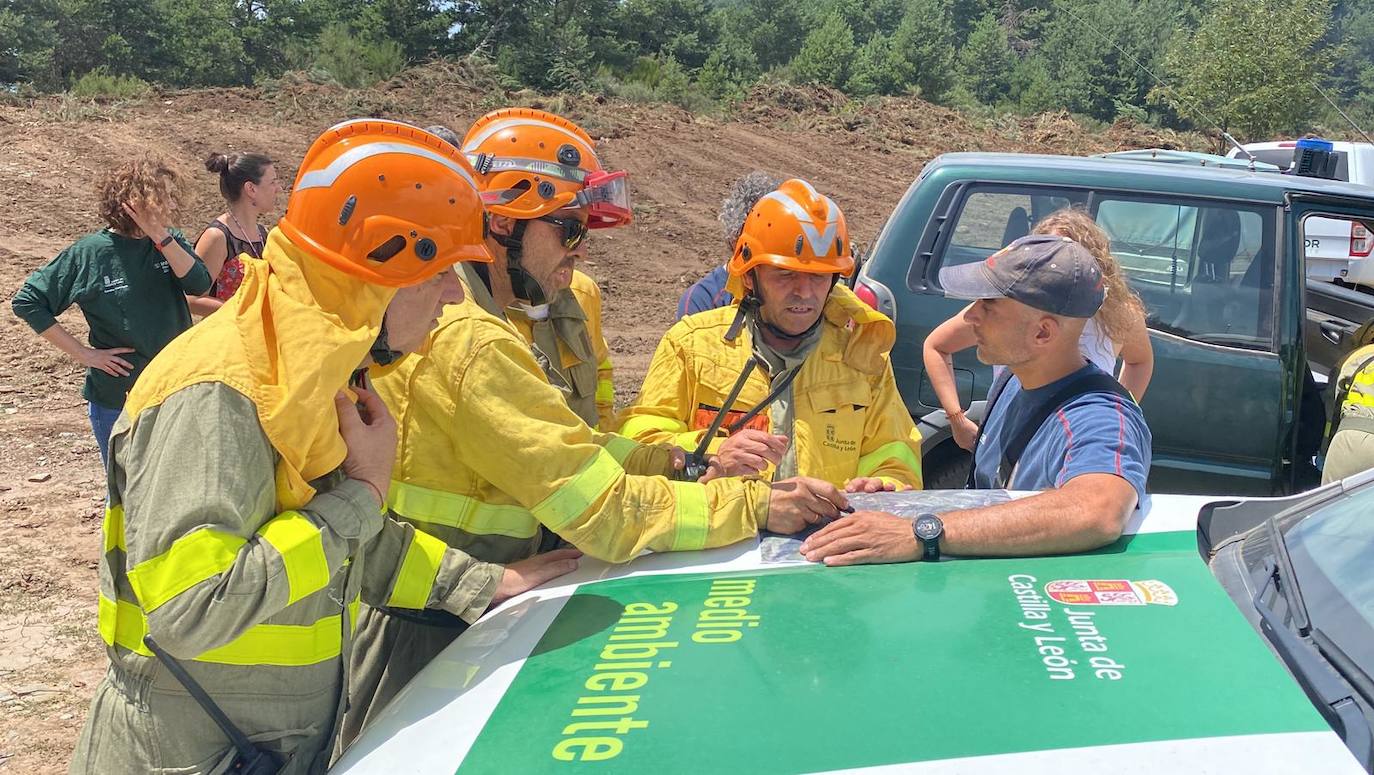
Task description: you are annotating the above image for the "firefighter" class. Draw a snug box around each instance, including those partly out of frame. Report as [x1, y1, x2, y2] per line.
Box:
[453, 109, 623, 429]
[1323, 321, 1374, 483]
[618, 178, 922, 492]
[70, 120, 573, 774]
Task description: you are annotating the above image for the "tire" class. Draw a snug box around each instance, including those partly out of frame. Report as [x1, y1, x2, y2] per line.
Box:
[922, 441, 972, 490]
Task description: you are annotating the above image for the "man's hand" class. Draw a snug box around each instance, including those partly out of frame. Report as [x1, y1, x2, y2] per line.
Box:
[844, 477, 897, 494]
[491, 548, 582, 606]
[77, 345, 136, 377]
[335, 386, 397, 507]
[122, 202, 170, 243]
[765, 477, 847, 534]
[714, 429, 789, 477]
[951, 413, 980, 452]
[800, 512, 921, 566]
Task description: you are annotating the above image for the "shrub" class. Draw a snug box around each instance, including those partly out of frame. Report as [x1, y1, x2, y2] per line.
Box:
[67, 67, 150, 100]
[313, 24, 406, 89]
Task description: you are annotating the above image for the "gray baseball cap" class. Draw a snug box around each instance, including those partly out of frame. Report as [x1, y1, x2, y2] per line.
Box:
[938, 234, 1105, 318]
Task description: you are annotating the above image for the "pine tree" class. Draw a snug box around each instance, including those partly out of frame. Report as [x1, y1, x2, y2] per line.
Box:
[790, 11, 856, 87]
[959, 12, 1017, 105]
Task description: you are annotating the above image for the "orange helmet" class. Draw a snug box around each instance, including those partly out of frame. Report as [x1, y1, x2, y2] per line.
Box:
[279, 119, 491, 288]
[461, 108, 632, 229]
[726, 178, 854, 297]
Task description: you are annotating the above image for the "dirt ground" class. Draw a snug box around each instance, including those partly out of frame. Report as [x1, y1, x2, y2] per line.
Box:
[0, 66, 1201, 772]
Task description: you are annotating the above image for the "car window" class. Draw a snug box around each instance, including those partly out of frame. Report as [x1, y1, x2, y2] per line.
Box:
[1284, 485, 1374, 667]
[944, 190, 1076, 266]
[1094, 197, 1275, 350]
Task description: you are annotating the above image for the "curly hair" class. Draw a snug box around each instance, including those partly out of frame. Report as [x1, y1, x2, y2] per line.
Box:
[719, 171, 785, 249]
[424, 125, 463, 149]
[1032, 206, 1146, 345]
[96, 156, 184, 235]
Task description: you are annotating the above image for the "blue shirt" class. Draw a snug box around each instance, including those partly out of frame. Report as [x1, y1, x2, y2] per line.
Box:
[973, 363, 1151, 500]
[678, 266, 733, 319]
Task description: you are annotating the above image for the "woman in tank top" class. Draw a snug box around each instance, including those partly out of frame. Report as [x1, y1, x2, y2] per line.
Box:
[924, 206, 1154, 451]
[186, 151, 282, 316]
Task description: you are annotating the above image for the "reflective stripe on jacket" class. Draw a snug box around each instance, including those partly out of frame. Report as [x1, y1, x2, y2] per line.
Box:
[75, 384, 500, 774]
[1337, 344, 1374, 419]
[618, 284, 922, 490]
[372, 297, 771, 577]
[73, 231, 501, 774]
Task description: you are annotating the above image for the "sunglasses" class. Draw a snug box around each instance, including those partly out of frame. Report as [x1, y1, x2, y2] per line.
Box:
[538, 214, 589, 250]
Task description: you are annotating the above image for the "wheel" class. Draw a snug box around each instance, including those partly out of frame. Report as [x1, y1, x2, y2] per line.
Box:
[922, 440, 972, 490]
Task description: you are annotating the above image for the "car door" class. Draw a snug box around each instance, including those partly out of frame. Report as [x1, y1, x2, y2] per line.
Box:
[1089, 193, 1287, 495]
[912, 184, 1287, 495]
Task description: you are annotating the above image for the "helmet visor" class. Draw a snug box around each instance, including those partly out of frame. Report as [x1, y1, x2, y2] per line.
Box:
[578, 171, 632, 228]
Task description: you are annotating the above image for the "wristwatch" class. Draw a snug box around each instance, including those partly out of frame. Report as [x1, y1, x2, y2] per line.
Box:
[913, 513, 943, 562]
[155, 234, 175, 250]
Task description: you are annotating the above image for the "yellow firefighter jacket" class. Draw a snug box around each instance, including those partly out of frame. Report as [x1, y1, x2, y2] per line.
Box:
[617, 284, 922, 490]
[372, 297, 772, 575]
[73, 232, 497, 774]
[503, 270, 616, 430]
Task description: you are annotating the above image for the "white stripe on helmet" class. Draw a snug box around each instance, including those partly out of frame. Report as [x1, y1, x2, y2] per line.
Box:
[462, 117, 599, 166]
[295, 142, 479, 193]
[759, 190, 841, 257]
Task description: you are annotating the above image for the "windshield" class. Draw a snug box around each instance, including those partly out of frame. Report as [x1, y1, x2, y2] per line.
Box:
[1282, 484, 1374, 668]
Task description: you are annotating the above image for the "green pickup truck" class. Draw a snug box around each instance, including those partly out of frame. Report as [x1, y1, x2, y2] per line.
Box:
[852, 151, 1374, 495]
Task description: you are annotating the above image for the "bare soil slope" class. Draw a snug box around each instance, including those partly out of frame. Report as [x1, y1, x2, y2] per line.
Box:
[0, 64, 1200, 772]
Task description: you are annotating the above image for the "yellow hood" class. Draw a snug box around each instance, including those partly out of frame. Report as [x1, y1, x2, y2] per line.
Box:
[123, 228, 395, 509]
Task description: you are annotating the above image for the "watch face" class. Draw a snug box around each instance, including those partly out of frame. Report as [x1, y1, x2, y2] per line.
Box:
[915, 515, 942, 541]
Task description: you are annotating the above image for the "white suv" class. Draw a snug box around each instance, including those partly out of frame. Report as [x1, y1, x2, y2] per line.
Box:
[1227, 140, 1374, 287]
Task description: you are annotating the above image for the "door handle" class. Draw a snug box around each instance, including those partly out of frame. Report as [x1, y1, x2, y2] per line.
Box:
[1320, 320, 1349, 345]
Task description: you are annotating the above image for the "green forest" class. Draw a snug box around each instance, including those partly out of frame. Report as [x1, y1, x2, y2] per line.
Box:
[2, 0, 1371, 140]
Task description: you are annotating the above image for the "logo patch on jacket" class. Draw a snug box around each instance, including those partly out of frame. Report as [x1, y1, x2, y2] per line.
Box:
[822, 423, 857, 454]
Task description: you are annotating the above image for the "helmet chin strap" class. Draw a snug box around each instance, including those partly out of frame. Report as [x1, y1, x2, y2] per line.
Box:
[492, 218, 548, 308]
[369, 318, 403, 366]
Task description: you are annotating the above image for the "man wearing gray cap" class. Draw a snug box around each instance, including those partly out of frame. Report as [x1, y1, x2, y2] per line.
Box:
[800, 234, 1151, 565]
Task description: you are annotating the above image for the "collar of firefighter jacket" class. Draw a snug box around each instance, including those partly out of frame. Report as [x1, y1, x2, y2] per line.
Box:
[722, 284, 894, 376]
[820, 283, 895, 375]
[122, 228, 395, 510]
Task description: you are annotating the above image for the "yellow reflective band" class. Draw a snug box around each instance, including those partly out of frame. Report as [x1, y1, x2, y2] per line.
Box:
[601, 434, 638, 464]
[99, 593, 353, 666]
[856, 441, 923, 482]
[387, 529, 447, 609]
[257, 512, 330, 605]
[195, 614, 344, 667]
[597, 357, 613, 371]
[618, 413, 689, 439]
[388, 481, 540, 539]
[596, 378, 615, 405]
[349, 597, 361, 632]
[531, 448, 622, 531]
[1345, 394, 1374, 410]
[127, 529, 247, 613]
[98, 594, 152, 656]
[103, 504, 126, 553]
[669, 481, 710, 551]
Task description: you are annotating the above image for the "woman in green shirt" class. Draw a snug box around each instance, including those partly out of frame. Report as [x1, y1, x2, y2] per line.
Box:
[11, 156, 212, 465]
